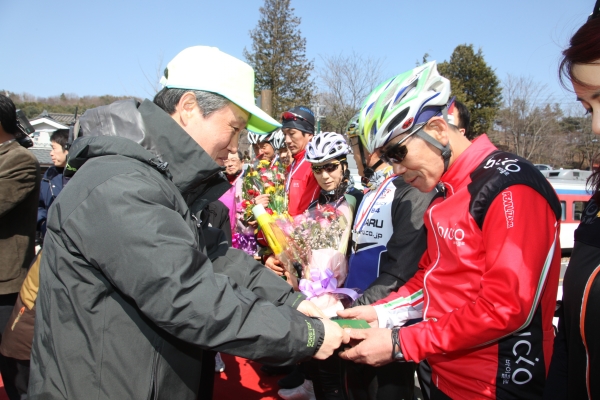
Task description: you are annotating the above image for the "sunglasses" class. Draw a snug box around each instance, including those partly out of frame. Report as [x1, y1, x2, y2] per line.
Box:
[311, 162, 341, 174]
[282, 111, 314, 129]
[380, 123, 425, 164]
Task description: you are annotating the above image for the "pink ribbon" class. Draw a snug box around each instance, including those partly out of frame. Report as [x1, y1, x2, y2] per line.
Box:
[299, 268, 358, 301]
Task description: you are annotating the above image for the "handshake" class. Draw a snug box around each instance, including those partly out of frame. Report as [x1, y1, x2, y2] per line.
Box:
[298, 301, 400, 367]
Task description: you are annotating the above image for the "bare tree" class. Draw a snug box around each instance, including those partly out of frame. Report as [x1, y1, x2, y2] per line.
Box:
[140, 53, 165, 98]
[317, 51, 384, 133]
[495, 75, 562, 161]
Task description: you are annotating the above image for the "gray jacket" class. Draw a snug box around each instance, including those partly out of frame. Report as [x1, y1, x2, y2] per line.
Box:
[29, 100, 323, 400]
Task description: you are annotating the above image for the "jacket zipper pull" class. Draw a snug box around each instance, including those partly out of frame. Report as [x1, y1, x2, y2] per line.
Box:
[11, 307, 26, 331]
[191, 214, 201, 228]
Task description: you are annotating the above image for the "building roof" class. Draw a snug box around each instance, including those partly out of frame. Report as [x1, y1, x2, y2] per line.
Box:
[29, 147, 53, 166]
[33, 110, 77, 125]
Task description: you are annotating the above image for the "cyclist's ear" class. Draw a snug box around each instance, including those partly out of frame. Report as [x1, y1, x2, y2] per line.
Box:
[424, 117, 449, 143]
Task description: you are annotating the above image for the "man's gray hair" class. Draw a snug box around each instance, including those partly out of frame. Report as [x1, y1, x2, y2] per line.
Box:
[153, 88, 230, 117]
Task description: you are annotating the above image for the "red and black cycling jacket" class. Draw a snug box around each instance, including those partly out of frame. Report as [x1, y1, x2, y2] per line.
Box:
[374, 135, 562, 399]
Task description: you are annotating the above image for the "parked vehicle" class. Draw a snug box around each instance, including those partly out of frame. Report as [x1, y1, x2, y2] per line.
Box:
[542, 169, 592, 253]
[535, 164, 554, 171]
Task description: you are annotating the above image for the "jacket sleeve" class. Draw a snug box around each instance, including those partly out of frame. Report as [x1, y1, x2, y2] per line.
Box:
[398, 185, 559, 362]
[212, 248, 306, 309]
[0, 149, 38, 218]
[38, 174, 49, 230]
[63, 171, 323, 365]
[356, 184, 433, 305]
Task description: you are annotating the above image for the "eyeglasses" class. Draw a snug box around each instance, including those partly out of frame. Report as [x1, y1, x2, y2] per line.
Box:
[380, 124, 424, 164]
[282, 111, 314, 129]
[311, 162, 341, 174]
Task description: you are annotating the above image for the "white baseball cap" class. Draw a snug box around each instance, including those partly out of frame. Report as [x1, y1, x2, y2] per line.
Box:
[159, 46, 281, 134]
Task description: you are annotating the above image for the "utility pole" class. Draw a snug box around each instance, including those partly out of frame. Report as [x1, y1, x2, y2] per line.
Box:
[311, 102, 325, 134]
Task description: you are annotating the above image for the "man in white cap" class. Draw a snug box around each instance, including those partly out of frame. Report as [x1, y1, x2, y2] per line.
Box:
[29, 46, 347, 400]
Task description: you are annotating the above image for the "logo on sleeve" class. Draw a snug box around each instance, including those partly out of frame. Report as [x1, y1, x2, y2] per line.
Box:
[502, 191, 515, 229]
[306, 321, 315, 347]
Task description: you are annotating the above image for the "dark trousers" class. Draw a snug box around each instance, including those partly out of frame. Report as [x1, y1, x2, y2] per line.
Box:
[346, 361, 415, 400]
[417, 360, 432, 400]
[430, 383, 452, 400]
[307, 357, 346, 400]
[0, 293, 22, 400]
[197, 350, 216, 400]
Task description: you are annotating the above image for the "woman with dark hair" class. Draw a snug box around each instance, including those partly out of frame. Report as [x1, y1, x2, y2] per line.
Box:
[278, 132, 362, 400]
[544, 2, 600, 399]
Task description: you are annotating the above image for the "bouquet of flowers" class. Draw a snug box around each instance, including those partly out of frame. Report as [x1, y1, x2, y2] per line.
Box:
[241, 159, 287, 220]
[254, 198, 358, 316]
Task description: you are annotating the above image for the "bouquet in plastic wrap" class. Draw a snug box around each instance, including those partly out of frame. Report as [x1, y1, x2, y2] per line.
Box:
[241, 159, 287, 220]
[253, 198, 358, 317]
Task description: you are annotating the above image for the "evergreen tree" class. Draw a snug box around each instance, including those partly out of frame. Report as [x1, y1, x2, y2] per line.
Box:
[438, 44, 502, 136]
[243, 0, 315, 118]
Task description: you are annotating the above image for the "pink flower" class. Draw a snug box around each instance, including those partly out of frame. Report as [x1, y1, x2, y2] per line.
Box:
[293, 214, 307, 225]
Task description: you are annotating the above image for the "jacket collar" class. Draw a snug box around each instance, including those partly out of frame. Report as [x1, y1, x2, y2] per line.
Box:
[293, 149, 306, 164]
[440, 134, 497, 196]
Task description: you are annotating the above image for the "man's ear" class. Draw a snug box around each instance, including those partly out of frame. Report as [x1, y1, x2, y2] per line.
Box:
[425, 117, 451, 145]
[176, 92, 199, 126]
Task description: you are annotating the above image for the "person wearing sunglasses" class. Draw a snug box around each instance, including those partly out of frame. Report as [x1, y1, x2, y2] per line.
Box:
[544, 3, 600, 399]
[278, 132, 362, 400]
[346, 113, 394, 191]
[338, 61, 563, 400]
[343, 113, 435, 399]
[264, 107, 322, 333]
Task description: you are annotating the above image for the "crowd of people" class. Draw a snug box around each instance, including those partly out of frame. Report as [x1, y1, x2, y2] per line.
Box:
[0, 2, 599, 399]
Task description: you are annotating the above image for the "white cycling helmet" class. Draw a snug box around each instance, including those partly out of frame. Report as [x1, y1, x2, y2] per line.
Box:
[270, 129, 286, 150]
[358, 61, 451, 153]
[248, 129, 285, 150]
[305, 132, 351, 164]
[247, 130, 267, 145]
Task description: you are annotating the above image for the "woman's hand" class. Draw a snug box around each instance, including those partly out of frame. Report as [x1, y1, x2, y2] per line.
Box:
[253, 194, 270, 207]
[264, 254, 285, 276]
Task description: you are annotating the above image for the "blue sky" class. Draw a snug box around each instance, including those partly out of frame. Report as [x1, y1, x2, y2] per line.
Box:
[0, 0, 593, 109]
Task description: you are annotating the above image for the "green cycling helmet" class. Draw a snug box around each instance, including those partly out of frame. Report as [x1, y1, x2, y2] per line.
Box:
[358, 61, 451, 157]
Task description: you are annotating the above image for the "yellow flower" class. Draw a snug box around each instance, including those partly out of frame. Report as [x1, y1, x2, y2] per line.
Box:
[265, 186, 276, 194]
[259, 160, 270, 167]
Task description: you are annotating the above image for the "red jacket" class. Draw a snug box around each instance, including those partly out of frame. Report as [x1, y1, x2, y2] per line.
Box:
[374, 136, 562, 399]
[285, 149, 320, 217]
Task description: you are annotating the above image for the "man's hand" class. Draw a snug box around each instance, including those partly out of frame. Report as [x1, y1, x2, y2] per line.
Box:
[264, 255, 285, 276]
[338, 328, 394, 367]
[297, 300, 326, 319]
[314, 318, 350, 360]
[336, 305, 379, 328]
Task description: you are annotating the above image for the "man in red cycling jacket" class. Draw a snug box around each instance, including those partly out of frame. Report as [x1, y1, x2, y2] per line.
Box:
[339, 62, 562, 399]
[281, 106, 320, 217]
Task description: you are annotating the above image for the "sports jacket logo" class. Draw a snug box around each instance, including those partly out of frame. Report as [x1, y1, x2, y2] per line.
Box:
[436, 222, 465, 246]
[484, 156, 521, 176]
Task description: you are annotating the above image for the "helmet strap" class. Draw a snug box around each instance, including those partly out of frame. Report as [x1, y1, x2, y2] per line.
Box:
[356, 138, 368, 170]
[415, 110, 452, 172]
